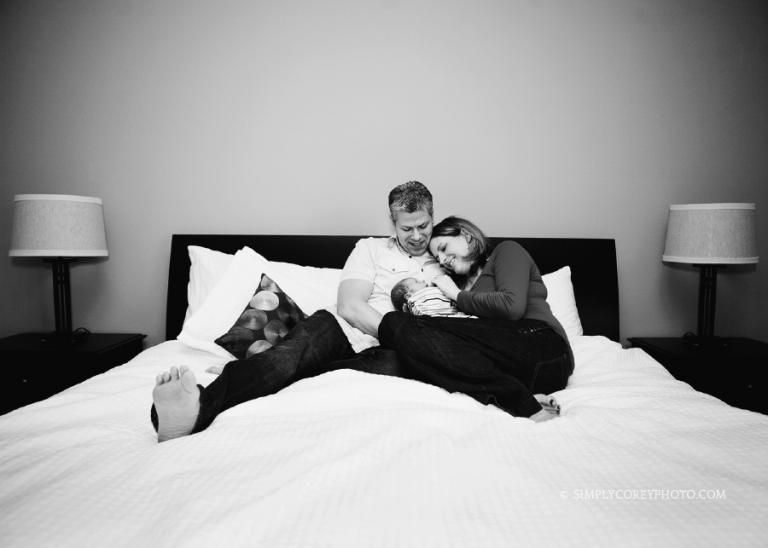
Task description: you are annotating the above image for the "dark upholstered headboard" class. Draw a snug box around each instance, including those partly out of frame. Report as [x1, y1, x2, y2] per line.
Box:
[166, 235, 620, 342]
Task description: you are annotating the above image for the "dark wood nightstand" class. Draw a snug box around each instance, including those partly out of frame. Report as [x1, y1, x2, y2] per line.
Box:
[628, 337, 767, 415]
[0, 332, 146, 415]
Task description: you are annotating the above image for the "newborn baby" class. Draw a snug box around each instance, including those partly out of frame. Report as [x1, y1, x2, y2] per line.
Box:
[390, 277, 475, 318]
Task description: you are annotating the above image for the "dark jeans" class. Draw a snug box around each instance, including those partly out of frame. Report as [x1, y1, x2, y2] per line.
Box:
[151, 310, 402, 434]
[378, 312, 574, 417]
[150, 309, 573, 433]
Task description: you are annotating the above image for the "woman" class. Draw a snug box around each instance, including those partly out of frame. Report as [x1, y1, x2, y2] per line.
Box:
[378, 216, 573, 422]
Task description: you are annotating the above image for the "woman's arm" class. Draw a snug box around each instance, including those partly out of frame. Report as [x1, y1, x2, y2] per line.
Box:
[432, 274, 461, 302]
[455, 241, 532, 319]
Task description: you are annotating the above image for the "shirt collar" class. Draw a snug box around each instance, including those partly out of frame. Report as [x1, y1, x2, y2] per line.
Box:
[389, 234, 418, 258]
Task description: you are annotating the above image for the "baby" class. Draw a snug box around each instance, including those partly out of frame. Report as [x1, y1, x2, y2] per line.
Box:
[390, 277, 475, 318]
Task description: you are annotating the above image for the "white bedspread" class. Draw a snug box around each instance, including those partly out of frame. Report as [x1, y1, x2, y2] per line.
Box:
[1, 336, 767, 547]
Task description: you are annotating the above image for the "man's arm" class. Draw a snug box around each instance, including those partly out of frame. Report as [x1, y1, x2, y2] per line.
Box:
[337, 279, 383, 338]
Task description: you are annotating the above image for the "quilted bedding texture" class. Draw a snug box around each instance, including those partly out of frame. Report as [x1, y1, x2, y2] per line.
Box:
[1, 336, 767, 547]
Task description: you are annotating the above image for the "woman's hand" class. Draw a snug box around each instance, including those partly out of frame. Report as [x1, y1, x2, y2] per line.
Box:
[432, 274, 461, 302]
[421, 258, 448, 284]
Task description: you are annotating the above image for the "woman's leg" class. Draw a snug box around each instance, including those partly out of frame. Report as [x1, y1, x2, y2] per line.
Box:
[378, 312, 571, 417]
[151, 309, 355, 437]
[529, 345, 573, 395]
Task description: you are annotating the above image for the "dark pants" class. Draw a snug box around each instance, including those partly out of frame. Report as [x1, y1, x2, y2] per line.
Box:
[150, 309, 573, 433]
[378, 312, 573, 417]
[151, 310, 402, 434]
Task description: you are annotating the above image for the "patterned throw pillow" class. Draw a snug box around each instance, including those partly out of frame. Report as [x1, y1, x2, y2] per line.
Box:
[214, 273, 306, 360]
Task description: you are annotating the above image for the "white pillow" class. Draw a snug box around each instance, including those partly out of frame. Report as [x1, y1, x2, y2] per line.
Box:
[541, 266, 583, 340]
[178, 247, 269, 358]
[186, 246, 235, 319]
[262, 261, 341, 316]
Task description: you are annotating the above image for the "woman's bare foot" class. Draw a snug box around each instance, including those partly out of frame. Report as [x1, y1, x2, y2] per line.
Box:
[529, 408, 557, 423]
[534, 393, 561, 414]
[152, 365, 200, 442]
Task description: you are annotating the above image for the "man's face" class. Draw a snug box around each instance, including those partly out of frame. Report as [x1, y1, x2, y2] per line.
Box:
[392, 209, 433, 257]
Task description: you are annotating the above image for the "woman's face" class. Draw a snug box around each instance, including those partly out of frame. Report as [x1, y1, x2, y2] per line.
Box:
[429, 235, 472, 275]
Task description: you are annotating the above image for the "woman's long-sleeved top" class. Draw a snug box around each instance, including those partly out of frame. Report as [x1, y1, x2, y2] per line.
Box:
[456, 240, 570, 346]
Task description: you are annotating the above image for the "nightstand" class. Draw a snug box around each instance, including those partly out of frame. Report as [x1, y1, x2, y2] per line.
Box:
[628, 337, 768, 415]
[0, 332, 146, 415]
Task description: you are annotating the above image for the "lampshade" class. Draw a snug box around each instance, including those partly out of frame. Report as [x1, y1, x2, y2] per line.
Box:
[663, 203, 758, 265]
[9, 194, 108, 257]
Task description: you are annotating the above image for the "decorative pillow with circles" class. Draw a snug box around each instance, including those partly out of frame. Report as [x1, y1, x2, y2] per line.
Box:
[214, 273, 306, 360]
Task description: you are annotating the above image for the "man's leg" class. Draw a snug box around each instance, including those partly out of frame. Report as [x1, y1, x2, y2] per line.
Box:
[328, 346, 404, 377]
[151, 309, 354, 437]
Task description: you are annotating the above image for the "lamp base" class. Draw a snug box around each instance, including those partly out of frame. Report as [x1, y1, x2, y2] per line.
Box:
[696, 264, 717, 339]
[44, 258, 75, 337]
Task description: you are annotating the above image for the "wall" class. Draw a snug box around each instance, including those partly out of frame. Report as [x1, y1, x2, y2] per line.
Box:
[2, 0, 766, 347]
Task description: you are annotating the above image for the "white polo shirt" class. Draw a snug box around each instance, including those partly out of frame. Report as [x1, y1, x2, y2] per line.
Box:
[340, 236, 434, 316]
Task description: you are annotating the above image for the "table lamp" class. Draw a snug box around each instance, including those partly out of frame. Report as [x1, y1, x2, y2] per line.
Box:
[662, 203, 758, 342]
[9, 194, 108, 339]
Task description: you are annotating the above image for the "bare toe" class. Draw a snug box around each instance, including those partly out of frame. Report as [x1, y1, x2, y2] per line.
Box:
[179, 367, 197, 393]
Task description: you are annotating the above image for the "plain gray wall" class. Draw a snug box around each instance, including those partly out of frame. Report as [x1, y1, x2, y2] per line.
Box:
[2, 0, 766, 347]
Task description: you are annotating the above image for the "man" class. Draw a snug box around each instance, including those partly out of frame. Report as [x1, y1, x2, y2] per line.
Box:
[151, 181, 439, 442]
[338, 180, 438, 338]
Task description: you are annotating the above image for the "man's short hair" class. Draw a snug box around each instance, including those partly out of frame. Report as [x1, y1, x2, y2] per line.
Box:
[388, 181, 433, 218]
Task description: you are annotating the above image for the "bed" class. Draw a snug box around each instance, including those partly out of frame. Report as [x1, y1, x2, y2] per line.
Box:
[1, 234, 767, 547]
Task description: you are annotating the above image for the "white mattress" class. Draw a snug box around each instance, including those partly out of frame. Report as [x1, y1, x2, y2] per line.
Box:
[1, 336, 767, 547]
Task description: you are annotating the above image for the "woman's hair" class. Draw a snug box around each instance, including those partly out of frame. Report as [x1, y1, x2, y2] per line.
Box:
[388, 181, 433, 218]
[431, 216, 490, 276]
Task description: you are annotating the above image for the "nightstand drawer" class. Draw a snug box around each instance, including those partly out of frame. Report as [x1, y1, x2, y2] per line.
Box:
[0, 333, 146, 414]
[719, 371, 766, 413]
[628, 337, 768, 415]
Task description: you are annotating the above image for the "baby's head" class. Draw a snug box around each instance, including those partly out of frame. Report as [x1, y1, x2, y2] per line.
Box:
[391, 277, 427, 312]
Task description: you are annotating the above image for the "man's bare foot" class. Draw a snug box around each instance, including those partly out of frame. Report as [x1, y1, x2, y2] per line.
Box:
[153, 365, 200, 442]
